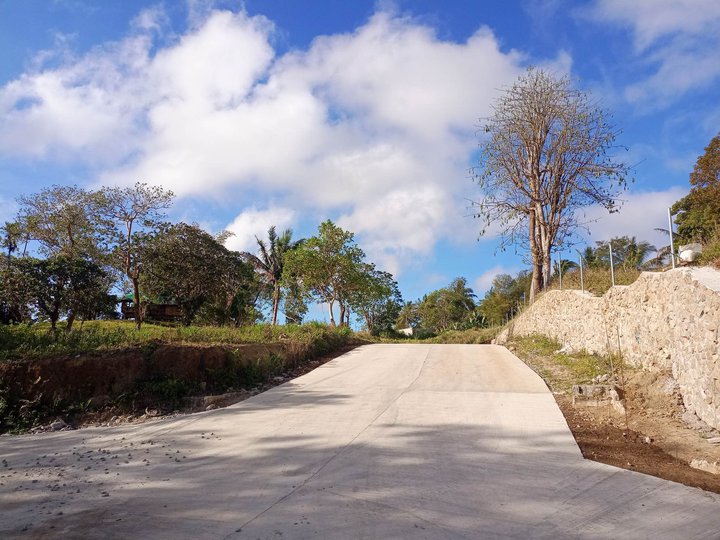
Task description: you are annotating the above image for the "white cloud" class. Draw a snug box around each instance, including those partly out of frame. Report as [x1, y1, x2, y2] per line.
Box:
[0, 7, 534, 272]
[223, 206, 296, 253]
[0, 196, 18, 224]
[585, 0, 720, 105]
[473, 264, 519, 295]
[580, 186, 687, 250]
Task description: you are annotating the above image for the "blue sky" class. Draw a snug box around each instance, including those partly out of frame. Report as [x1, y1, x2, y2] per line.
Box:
[1, 0, 719, 318]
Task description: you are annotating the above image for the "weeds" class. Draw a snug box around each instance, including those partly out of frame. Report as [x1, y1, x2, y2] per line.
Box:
[0, 321, 352, 361]
[511, 334, 616, 392]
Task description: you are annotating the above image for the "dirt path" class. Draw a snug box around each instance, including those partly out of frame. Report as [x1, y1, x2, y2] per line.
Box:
[512, 339, 720, 493]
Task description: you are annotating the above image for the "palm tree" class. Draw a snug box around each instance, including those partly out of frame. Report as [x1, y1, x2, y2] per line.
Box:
[619, 237, 656, 269]
[242, 226, 303, 325]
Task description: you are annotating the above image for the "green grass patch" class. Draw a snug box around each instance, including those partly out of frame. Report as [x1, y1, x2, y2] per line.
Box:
[510, 334, 616, 392]
[551, 267, 642, 296]
[0, 320, 353, 361]
[427, 327, 501, 344]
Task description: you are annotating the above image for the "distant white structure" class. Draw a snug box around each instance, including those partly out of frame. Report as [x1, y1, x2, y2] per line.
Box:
[397, 327, 414, 336]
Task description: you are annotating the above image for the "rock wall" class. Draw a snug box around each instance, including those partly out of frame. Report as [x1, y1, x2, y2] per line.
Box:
[496, 268, 720, 430]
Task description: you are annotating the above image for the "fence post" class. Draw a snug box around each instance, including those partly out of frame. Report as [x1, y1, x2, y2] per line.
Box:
[559, 255, 563, 290]
[608, 240, 616, 287]
[668, 207, 676, 269]
[577, 250, 585, 293]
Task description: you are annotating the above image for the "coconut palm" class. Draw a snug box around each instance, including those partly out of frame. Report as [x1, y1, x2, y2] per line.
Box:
[242, 226, 303, 325]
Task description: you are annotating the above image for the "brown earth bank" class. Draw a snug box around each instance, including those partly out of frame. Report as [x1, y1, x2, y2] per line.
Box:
[512, 341, 720, 494]
[0, 338, 362, 433]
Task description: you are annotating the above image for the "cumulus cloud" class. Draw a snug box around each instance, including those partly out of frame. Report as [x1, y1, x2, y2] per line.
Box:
[584, 0, 720, 105]
[223, 206, 296, 253]
[0, 6, 534, 272]
[579, 186, 687, 250]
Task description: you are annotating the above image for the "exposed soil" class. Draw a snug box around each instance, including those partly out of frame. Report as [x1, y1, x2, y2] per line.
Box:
[515, 345, 720, 494]
[19, 343, 363, 433]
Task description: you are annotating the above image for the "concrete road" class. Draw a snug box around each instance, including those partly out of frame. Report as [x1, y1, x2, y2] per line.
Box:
[2, 344, 719, 539]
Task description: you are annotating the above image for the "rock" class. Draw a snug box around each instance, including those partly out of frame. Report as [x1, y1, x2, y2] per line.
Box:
[690, 458, 720, 475]
[706, 437, 720, 445]
[205, 404, 217, 411]
[50, 419, 67, 431]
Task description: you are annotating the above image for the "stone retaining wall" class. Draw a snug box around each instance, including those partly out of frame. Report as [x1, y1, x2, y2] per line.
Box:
[496, 268, 720, 430]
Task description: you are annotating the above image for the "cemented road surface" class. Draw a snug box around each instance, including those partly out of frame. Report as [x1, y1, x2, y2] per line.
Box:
[2, 344, 720, 539]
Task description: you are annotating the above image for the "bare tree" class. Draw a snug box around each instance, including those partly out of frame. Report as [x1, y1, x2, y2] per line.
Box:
[472, 68, 629, 299]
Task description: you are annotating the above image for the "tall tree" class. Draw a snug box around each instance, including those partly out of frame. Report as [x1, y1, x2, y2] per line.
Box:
[0, 222, 29, 324]
[347, 266, 402, 335]
[478, 271, 531, 326]
[16, 185, 105, 260]
[98, 182, 174, 329]
[142, 223, 253, 325]
[283, 221, 365, 327]
[672, 133, 720, 244]
[473, 68, 629, 299]
[242, 226, 303, 325]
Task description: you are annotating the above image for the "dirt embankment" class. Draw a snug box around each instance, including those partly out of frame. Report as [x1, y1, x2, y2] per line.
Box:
[0, 338, 360, 433]
[512, 340, 720, 494]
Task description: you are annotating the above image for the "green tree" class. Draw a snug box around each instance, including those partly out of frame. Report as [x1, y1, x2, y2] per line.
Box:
[478, 271, 531, 326]
[396, 301, 419, 330]
[590, 236, 656, 270]
[0, 222, 29, 324]
[142, 223, 253, 325]
[17, 256, 110, 332]
[283, 221, 365, 327]
[242, 227, 303, 326]
[473, 68, 628, 299]
[416, 277, 478, 332]
[347, 267, 402, 335]
[672, 133, 720, 244]
[98, 183, 174, 329]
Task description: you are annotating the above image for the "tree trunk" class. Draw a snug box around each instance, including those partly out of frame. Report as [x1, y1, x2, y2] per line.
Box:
[132, 276, 143, 330]
[528, 211, 543, 301]
[338, 302, 346, 328]
[65, 310, 76, 333]
[328, 302, 336, 327]
[271, 284, 280, 325]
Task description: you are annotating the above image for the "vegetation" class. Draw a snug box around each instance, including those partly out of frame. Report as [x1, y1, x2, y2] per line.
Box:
[510, 334, 615, 392]
[0, 320, 351, 361]
[1, 184, 402, 334]
[241, 226, 303, 326]
[396, 277, 487, 335]
[283, 220, 402, 331]
[671, 132, 720, 266]
[472, 68, 629, 299]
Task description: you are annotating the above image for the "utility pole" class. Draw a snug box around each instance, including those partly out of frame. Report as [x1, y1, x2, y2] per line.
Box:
[608, 239, 615, 287]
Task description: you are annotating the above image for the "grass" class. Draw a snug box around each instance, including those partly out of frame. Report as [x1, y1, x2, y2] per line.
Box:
[357, 326, 502, 345]
[0, 320, 356, 433]
[509, 334, 616, 392]
[550, 267, 642, 296]
[426, 327, 501, 344]
[0, 320, 352, 361]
